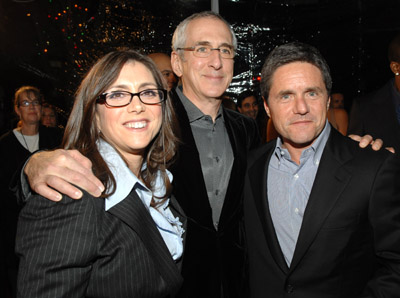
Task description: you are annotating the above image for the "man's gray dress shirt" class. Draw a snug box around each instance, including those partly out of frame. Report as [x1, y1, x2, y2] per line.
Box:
[176, 87, 233, 229]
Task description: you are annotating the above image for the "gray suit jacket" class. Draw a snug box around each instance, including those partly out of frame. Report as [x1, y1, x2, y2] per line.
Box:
[16, 188, 185, 298]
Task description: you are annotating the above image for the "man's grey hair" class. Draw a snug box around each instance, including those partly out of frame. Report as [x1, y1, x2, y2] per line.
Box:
[171, 11, 237, 57]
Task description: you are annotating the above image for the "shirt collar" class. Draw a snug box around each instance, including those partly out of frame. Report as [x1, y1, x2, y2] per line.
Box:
[175, 86, 223, 123]
[275, 120, 331, 165]
[97, 139, 172, 210]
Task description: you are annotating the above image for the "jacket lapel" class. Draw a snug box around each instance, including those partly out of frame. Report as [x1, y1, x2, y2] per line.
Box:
[249, 143, 290, 274]
[107, 188, 183, 291]
[289, 129, 353, 272]
[218, 110, 245, 229]
[170, 90, 215, 230]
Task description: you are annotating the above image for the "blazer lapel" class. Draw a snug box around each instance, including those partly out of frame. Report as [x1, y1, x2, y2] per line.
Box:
[218, 110, 245, 228]
[290, 129, 353, 272]
[107, 188, 183, 291]
[249, 143, 290, 274]
[170, 90, 215, 230]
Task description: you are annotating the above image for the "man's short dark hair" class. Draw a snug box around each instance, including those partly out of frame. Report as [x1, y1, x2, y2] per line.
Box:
[237, 90, 256, 108]
[260, 42, 332, 102]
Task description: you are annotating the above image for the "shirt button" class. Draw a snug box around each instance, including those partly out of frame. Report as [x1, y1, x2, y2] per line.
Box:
[294, 174, 299, 179]
[215, 156, 220, 163]
[215, 189, 219, 196]
[294, 208, 299, 214]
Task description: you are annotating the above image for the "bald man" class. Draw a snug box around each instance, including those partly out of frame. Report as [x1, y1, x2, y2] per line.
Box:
[148, 52, 178, 91]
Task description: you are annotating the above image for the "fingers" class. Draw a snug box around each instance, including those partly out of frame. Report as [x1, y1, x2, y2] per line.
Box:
[386, 147, 395, 154]
[32, 182, 64, 202]
[347, 134, 362, 142]
[371, 139, 383, 151]
[358, 135, 373, 148]
[348, 134, 387, 151]
[32, 175, 84, 200]
[24, 149, 105, 201]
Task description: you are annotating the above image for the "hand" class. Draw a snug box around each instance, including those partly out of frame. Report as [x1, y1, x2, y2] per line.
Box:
[348, 134, 394, 153]
[24, 149, 105, 201]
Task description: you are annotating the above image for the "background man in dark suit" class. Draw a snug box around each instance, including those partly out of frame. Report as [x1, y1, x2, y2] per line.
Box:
[348, 32, 400, 152]
[244, 42, 400, 297]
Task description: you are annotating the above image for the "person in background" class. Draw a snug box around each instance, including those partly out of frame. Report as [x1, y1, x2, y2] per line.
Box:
[0, 86, 61, 298]
[237, 90, 268, 142]
[16, 50, 185, 297]
[327, 92, 348, 135]
[237, 90, 259, 120]
[148, 52, 178, 91]
[244, 41, 400, 298]
[330, 92, 345, 108]
[41, 103, 58, 127]
[349, 32, 400, 152]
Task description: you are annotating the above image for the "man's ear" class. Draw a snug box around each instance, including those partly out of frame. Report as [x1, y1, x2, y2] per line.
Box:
[327, 96, 331, 111]
[171, 51, 183, 77]
[262, 96, 270, 118]
[390, 61, 400, 75]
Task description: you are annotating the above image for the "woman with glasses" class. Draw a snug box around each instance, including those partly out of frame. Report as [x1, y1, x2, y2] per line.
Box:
[0, 86, 62, 297]
[15, 50, 185, 298]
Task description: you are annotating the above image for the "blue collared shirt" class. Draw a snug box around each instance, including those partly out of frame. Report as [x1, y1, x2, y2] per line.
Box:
[267, 121, 331, 266]
[98, 139, 184, 261]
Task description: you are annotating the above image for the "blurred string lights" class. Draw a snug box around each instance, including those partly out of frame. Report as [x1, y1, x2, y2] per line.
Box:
[19, 0, 292, 103]
[18, 0, 190, 104]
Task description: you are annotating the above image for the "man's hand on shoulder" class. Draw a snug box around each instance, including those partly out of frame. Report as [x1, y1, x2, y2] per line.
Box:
[348, 134, 395, 153]
[24, 149, 105, 201]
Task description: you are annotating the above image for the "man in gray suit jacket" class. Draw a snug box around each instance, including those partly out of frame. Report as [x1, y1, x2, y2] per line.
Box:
[244, 42, 400, 297]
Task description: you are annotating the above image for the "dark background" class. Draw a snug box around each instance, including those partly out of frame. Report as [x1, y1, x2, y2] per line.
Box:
[1, 0, 399, 133]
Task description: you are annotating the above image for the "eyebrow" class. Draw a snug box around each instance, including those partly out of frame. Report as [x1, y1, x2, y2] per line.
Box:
[195, 41, 234, 49]
[305, 86, 324, 93]
[277, 86, 324, 96]
[107, 83, 157, 90]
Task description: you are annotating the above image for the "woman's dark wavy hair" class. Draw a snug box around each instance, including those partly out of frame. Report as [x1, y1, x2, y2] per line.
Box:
[62, 49, 179, 203]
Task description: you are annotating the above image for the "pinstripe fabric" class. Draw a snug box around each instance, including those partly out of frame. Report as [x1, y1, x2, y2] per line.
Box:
[16, 188, 183, 298]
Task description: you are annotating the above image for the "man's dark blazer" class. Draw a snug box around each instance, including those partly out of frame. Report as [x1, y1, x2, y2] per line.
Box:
[348, 79, 400, 152]
[16, 188, 185, 298]
[170, 89, 260, 298]
[244, 128, 400, 298]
